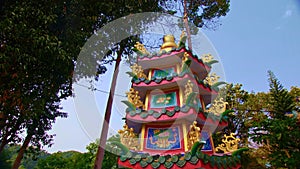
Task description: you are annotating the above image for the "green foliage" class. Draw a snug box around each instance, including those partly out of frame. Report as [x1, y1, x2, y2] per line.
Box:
[213, 73, 300, 168]
[250, 71, 300, 168]
[160, 0, 230, 29]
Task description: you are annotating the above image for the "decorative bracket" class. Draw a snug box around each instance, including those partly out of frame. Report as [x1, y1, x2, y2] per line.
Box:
[130, 63, 147, 79]
[134, 42, 149, 55]
[118, 123, 140, 150]
[207, 97, 228, 115]
[201, 54, 214, 63]
[204, 73, 220, 86]
[215, 133, 240, 153]
[187, 121, 201, 150]
[126, 88, 143, 108]
[183, 80, 194, 104]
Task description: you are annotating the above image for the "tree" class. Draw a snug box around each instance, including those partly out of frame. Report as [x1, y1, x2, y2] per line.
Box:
[0, 0, 99, 168]
[34, 136, 120, 169]
[250, 71, 300, 168]
[213, 81, 300, 168]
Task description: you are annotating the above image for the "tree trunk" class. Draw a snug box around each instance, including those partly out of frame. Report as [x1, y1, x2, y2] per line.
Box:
[0, 138, 7, 153]
[183, 0, 192, 51]
[11, 133, 32, 169]
[94, 47, 123, 169]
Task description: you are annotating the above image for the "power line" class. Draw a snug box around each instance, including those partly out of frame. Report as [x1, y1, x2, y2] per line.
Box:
[74, 83, 126, 98]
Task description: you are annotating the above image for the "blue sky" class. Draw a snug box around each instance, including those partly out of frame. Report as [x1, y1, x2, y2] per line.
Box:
[204, 0, 300, 92]
[46, 0, 300, 153]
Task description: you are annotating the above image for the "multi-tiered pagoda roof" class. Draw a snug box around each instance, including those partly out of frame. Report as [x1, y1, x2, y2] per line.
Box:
[113, 33, 245, 169]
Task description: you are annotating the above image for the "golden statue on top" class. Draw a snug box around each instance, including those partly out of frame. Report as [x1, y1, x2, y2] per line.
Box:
[160, 34, 178, 53]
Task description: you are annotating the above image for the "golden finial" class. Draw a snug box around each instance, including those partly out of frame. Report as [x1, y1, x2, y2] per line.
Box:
[187, 121, 201, 150]
[134, 42, 149, 55]
[130, 63, 147, 79]
[184, 80, 194, 104]
[207, 97, 228, 115]
[201, 54, 214, 63]
[126, 88, 143, 108]
[204, 73, 220, 86]
[160, 34, 178, 53]
[215, 133, 240, 153]
[118, 123, 140, 150]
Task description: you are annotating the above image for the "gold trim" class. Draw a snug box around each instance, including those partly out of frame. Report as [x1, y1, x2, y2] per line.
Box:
[140, 124, 146, 151]
[145, 92, 149, 110]
[182, 122, 188, 152]
[176, 64, 180, 74]
[200, 96, 206, 112]
[148, 69, 152, 80]
[179, 87, 183, 107]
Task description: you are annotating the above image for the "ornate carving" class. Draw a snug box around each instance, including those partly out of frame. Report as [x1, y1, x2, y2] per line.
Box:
[156, 96, 171, 104]
[184, 80, 194, 103]
[204, 73, 220, 86]
[130, 63, 147, 79]
[201, 54, 214, 63]
[118, 124, 140, 150]
[134, 42, 149, 55]
[187, 121, 201, 150]
[215, 133, 240, 153]
[182, 52, 189, 63]
[208, 97, 228, 115]
[126, 88, 143, 108]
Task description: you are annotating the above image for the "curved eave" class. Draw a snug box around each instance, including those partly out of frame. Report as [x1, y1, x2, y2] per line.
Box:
[126, 109, 228, 129]
[185, 50, 212, 79]
[118, 157, 241, 169]
[137, 48, 211, 79]
[137, 49, 185, 69]
[126, 108, 197, 123]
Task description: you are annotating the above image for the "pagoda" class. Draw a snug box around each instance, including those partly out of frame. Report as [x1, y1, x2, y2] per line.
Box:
[114, 33, 245, 169]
